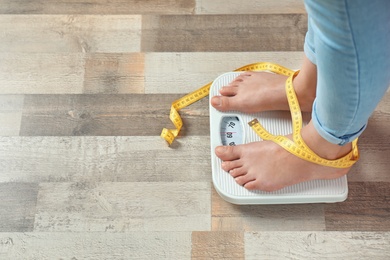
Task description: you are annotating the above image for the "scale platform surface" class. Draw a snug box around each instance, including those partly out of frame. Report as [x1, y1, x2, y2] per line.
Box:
[210, 72, 348, 205]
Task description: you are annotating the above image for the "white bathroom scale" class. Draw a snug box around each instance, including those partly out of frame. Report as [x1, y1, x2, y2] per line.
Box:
[210, 72, 348, 205]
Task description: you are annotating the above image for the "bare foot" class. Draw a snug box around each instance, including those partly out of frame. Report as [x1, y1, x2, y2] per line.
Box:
[211, 57, 317, 113]
[215, 121, 352, 191]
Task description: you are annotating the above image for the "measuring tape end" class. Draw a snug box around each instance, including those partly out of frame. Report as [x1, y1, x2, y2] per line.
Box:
[248, 119, 259, 127]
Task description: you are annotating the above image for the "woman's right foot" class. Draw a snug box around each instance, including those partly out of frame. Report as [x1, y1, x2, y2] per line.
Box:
[211, 58, 317, 114]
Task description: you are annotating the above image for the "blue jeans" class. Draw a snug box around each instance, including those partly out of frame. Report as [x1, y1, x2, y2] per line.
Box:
[304, 0, 390, 145]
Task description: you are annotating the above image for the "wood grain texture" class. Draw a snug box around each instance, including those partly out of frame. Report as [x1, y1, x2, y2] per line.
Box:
[0, 15, 142, 53]
[196, 0, 306, 14]
[0, 95, 24, 135]
[0, 183, 38, 232]
[34, 182, 210, 232]
[0, 53, 144, 94]
[84, 53, 145, 94]
[0, 136, 211, 183]
[192, 231, 244, 259]
[145, 52, 304, 93]
[212, 187, 325, 231]
[325, 182, 390, 231]
[0, 53, 85, 94]
[348, 93, 390, 182]
[19, 94, 209, 136]
[0, 0, 195, 14]
[0, 232, 191, 259]
[245, 231, 390, 259]
[141, 14, 307, 52]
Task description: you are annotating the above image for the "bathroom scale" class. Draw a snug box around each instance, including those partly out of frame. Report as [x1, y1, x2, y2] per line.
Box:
[209, 72, 348, 205]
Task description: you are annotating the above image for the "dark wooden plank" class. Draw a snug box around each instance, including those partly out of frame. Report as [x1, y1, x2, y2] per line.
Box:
[20, 94, 210, 136]
[0, 0, 195, 14]
[0, 183, 38, 232]
[325, 182, 390, 231]
[141, 14, 307, 52]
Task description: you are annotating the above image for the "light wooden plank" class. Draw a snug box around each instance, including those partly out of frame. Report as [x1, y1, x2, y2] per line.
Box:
[0, 232, 191, 259]
[0, 136, 211, 183]
[0, 53, 145, 94]
[0, 183, 38, 232]
[0, 0, 195, 14]
[34, 182, 211, 232]
[196, 0, 306, 14]
[245, 231, 390, 259]
[19, 94, 209, 136]
[192, 231, 244, 259]
[145, 52, 304, 94]
[141, 14, 307, 52]
[325, 182, 390, 231]
[84, 53, 144, 94]
[0, 53, 84, 94]
[212, 188, 325, 231]
[0, 95, 24, 135]
[0, 15, 141, 53]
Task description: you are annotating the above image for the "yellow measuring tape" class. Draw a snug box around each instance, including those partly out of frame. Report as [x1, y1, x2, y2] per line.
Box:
[161, 62, 294, 145]
[161, 62, 359, 168]
[248, 70, 359, 168]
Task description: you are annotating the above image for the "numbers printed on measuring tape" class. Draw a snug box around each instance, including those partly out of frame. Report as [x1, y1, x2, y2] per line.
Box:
[160, 62, 359, 169]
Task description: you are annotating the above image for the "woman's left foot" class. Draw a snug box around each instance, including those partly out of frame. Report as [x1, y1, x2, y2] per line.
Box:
[215, 121, 353, 191]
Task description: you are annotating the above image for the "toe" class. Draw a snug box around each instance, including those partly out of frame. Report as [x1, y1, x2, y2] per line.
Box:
[210, 96, 238, 111]
[219, 85, 238, 96]
[229, 167, 246, 178]
[221, 160, 242, 172]
[215, 145, 241, 161]
[235, 174, 255, 187]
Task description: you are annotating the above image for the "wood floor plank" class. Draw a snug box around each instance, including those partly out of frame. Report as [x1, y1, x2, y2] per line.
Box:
[0, 0, 195, 15]
[0, 232, 191, 259]
[34, 182, 210, 232]
[348, 93, 390, 182]
[84, 53, 144, 94]
[141, 14, 307, 52]
[0, 15, 141, 53]
[195, 0, 306, 14]
[0, 183, 38, 232]
[145, 52, 304, 94]
[0, 53, 144, 94]
[0, 136, 211, 183]
[192, 231, 244, 259]
[325, 182, 390, 231]
[19, 94, 209, 136]
[0, 53, 85, 94]
[245, 231, 390, 259]
[212, 187, 325, 231]
[0, 95, 24, 135]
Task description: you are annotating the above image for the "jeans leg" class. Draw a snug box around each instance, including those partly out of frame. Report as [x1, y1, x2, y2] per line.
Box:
[304, 0, 390, 145]
[304, 16, 316, 65]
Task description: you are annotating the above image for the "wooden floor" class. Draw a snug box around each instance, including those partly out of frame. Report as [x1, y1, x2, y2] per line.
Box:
[1, 1, 389, 259]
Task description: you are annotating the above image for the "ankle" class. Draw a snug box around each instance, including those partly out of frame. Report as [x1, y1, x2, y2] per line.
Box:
[301, 121, 352, 160]
[293, 75, 316, 112]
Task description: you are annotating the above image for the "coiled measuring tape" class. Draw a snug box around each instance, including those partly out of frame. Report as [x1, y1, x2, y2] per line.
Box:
[161, 62, 359, 168]
[161, 62, 294, 145]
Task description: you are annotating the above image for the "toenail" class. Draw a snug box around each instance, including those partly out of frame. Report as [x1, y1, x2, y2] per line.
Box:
[212, 97, 221, 106]
[215, 146, 227, 154]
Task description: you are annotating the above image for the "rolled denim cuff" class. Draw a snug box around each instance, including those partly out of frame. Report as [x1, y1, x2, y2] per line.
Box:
[311, 103, 366, 146]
